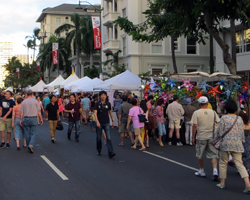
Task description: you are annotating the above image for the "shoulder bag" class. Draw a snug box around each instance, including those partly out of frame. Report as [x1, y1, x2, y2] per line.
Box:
[138, 107, 147, 123]
[212, 116, 238, 150]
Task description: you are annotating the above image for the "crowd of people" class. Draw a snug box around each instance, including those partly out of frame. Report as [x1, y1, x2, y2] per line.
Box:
[0, 89, 250, 194]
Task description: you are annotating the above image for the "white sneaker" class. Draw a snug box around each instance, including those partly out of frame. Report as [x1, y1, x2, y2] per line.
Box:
[195, 171, 206, 177]
[177, 142, 183, 146]
[168, 142, 172, 146]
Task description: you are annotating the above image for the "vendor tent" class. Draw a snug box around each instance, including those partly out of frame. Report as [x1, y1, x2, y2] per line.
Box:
[73, 78, 103, 93]
[46, 75, 65, 87]
[60, 74, 79, 88]
[29, 80, 47, 92]
[94, 70, 141, 91]
[64, 76, 92, 91]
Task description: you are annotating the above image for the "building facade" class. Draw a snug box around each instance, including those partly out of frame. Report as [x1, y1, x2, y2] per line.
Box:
[15, 54, 29, 66]
[215, 20, 250, 75]
[0, 42, 13, 88]
[101, 0, 213, 77]
[36, 3, 101, 83]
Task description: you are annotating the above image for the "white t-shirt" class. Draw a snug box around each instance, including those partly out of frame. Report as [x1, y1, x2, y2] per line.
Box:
[191, 109, 220, 140]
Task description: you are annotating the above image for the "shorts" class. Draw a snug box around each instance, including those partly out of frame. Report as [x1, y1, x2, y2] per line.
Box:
[169, 119, 181, 129]
[82, 109, 89, 119]
[134, 127, 143, 136]
[148, 116, 157, 129]
[119, 123, 133, 133]
[196, 140, 218, 159]
[0, 118, 13, 132]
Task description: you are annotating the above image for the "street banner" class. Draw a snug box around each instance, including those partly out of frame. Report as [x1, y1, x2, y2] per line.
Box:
[16, 68, 19, 79]
[52, 43, 58, 65]
[91, 16, 102, 49]
[36, 61, 40, 72]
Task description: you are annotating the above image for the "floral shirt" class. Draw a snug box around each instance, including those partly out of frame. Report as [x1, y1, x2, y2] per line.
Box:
[215, 115, 245, 153]
[156, 106, 165, 124]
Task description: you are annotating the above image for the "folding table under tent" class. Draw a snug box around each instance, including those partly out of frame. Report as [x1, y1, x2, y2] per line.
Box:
[94, 70, 142, 91]
[59, 74, 79, 88]
[64, 76, 92, 91]
[72, 78, 103, 93]
[29, 80, 47, 92]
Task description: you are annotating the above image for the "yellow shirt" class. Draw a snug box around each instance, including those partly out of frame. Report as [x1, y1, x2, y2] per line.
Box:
[207, 103, 212, 110]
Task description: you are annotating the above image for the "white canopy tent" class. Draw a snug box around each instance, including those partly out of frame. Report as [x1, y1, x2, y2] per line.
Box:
[64, 76, 92, 91]
[72, 78, 103, 93]
[59, 74, 79, 88]
[5, 87, 13, 92]
[94, 70, 141, 91]
[29, 80, 47, 92]
[46, 75, 65, 87]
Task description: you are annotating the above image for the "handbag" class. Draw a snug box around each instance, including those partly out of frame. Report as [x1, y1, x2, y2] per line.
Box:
[138, 108, 147, 123]
[212, 116, 238, 150]
[56, 121, 64, 131]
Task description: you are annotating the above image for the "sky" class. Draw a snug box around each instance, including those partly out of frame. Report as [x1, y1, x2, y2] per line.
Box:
[0, 0, 101, 56]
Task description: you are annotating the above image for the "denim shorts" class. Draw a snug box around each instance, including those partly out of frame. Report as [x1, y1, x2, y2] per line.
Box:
[14, 118, 24, 140]
[157, 122, 166, 136]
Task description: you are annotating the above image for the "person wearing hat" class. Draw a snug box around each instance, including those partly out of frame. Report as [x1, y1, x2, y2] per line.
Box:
[20, 90, 43, 153]
[191, 96, 220, 181]
[166, 95, 185, 146]
[182, 98, 196, 145]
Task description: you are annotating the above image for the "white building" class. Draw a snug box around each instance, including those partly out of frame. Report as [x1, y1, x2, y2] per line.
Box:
[101, 0, 212, 77]
[215, 20, 250, 76]
[0, 42, 13, 87]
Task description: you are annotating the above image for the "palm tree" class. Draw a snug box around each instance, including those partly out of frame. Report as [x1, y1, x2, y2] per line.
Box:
[37, 35, 71, 82]
[55, 13, 84, 77]
[104, 50, 122, 67]
[25, 28, 40, 61]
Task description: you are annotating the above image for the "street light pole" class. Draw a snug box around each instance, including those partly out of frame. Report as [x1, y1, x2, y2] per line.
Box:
[76, 1, 104, 72]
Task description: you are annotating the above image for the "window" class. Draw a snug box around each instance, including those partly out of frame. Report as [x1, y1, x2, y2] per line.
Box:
[122, 37, 127, 56]
[152, 41, 162, 53]
[152, 45, 162, 53]
[56, 18, 61, 24]
[65, 16, 69, 23]
[152, 68, 163, 76]
[122, 8, 126, 17]
[236, 28, 250, 53]
[173, 37, 179, 51]
[187, 38, 197, 54]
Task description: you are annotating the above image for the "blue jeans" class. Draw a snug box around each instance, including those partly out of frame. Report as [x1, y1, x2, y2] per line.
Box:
[157, 122, 166, 136]
[96, 123, 113, 154]
[90, 121, 96, 129]
[14, 118, 24, 140]
[68, 120, 80, 139]
[22, 118, 38, 147]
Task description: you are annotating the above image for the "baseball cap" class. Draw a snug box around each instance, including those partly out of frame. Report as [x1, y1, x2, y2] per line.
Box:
[198, 96, 208, 104]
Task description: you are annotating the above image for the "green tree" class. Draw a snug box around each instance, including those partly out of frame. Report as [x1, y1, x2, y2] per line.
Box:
[84, 65, 101, 79]
[37, 35, 72, 82]
[25, 28, 40, 61]
[104, 50, 122, 67]
[55, 13, 85, 77]
[114, 0, 250, 75]
[103, 64, 126, 79]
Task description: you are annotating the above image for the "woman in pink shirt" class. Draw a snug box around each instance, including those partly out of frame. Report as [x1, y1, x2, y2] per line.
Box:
[156, 98, 166, 146]
[127, 98, 146, 151]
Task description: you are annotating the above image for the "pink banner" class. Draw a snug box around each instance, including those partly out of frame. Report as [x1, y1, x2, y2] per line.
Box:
[92, 17, 102, 49]
[52, 43, 58, 65]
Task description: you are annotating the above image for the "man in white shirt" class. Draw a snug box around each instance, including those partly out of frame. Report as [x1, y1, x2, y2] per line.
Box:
[191, 96, 220, 181]
[166, 95, 185, 146]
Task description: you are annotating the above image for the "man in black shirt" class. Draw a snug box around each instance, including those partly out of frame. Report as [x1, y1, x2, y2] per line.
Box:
[94, 91, 116, 158]
[46, 95, 60, 143]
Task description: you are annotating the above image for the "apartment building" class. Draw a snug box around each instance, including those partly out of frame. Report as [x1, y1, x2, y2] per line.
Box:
[15, 54, 29, 66]
[0, 42, 13, 87]
[101, 0, 213, 77]
[36, 3, 101, 83]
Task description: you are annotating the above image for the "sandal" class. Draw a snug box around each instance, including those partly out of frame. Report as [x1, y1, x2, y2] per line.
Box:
[216, 184, 225, 189]
[131, 146, 136, 149]
[243, 186, 250, 194]
[139, 147, 146, 151]
[119, 143, 124, 147]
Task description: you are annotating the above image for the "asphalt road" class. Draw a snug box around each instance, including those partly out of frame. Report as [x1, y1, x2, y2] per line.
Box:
[0, 120, 249, 200]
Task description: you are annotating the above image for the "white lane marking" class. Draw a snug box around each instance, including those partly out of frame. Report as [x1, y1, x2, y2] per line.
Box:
[40, 155, 69, 180]
[143, 151, 198, 171]
[62, 122, 68, 125]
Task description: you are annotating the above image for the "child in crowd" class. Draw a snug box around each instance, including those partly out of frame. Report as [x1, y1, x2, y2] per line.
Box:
[12, 97, 26, 150]
[89, 109, 96, 132]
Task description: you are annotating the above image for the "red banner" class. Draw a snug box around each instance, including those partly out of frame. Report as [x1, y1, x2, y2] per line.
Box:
[92, 17, 102, 49]
[52, 43, 58, 65]
[16, 68, 19, 79]
[36, 61, 40, 72]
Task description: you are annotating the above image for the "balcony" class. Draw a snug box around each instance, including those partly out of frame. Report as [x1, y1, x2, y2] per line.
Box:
[103, 40, 120, 53]
[102, 12, 119, 26]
